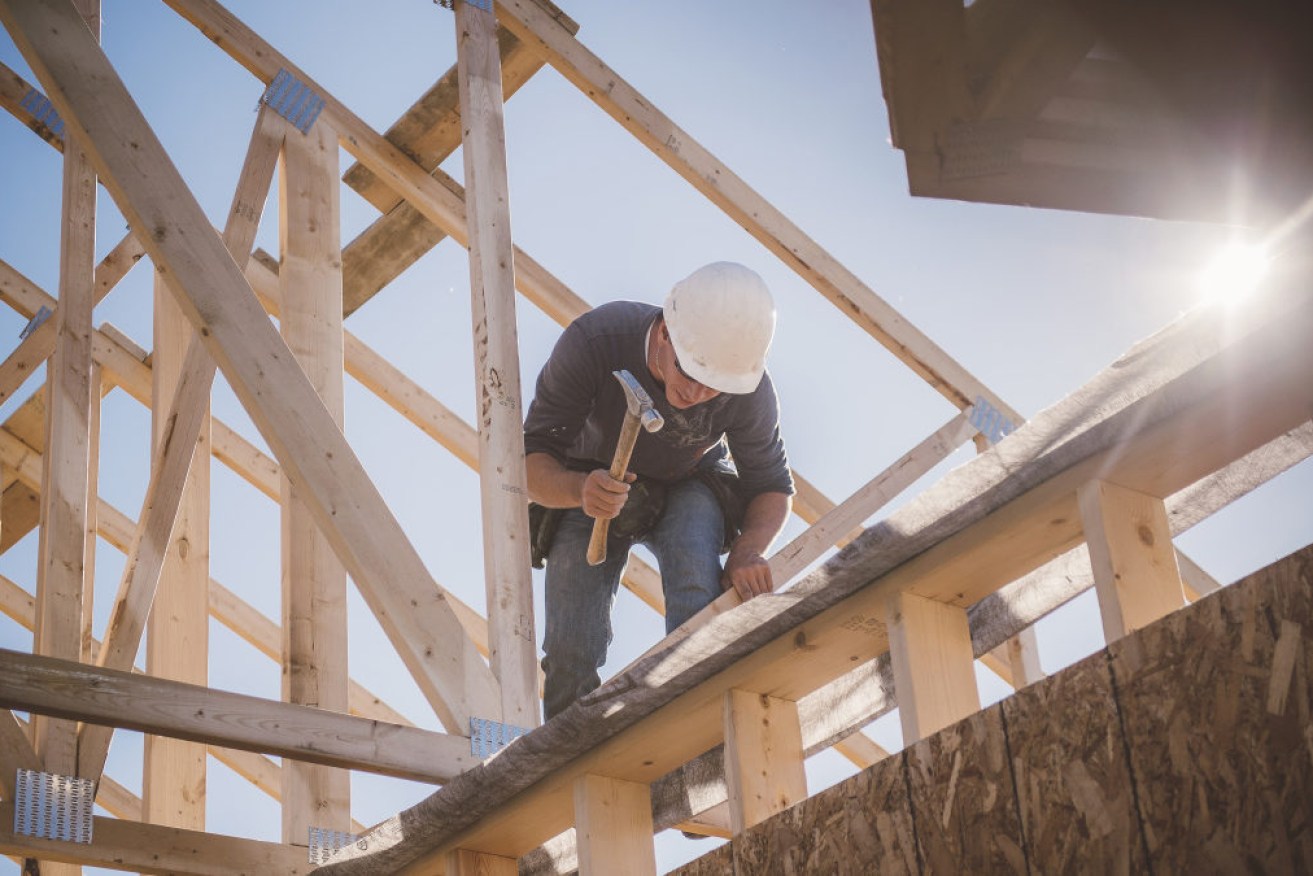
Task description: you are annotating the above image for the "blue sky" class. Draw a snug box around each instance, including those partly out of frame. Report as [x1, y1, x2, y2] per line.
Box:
[1, 1, 1309, 872]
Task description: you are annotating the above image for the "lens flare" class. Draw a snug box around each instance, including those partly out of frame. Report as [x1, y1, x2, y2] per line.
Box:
[1197, 241, 1270, 306]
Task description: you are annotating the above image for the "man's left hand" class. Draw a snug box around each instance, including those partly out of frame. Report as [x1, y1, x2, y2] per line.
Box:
[722, 549, 774, 602]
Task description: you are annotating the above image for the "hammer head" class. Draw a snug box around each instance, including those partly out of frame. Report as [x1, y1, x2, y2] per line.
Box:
[612, 369, 664, 432]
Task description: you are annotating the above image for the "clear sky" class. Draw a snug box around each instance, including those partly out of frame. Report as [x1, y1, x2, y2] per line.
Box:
[1, 1, 1309, 873]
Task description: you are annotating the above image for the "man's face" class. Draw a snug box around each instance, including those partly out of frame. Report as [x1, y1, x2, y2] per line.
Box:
[657, 323, 721, 410]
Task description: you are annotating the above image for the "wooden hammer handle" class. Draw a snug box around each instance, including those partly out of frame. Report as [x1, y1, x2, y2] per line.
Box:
[586, 412, 643, 565]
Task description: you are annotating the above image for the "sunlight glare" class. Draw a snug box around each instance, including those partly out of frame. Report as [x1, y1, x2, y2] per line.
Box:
[1197, 241, 1270, 306]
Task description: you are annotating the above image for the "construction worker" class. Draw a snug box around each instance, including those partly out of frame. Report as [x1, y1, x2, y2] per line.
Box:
[524, 262, 795, 719]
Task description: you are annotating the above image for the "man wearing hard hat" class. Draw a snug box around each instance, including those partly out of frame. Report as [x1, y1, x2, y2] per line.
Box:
[524, 262, 795, 719]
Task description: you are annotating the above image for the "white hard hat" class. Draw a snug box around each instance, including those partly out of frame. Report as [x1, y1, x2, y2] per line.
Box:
[663, 262, 776, 394]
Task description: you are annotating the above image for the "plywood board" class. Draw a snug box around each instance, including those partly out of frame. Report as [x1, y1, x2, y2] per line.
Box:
[905, 705, 1025, 874]
[1111, 545, 1313, 873]
[1002, 650, 1145, 871]
[730, 751, 916, 875]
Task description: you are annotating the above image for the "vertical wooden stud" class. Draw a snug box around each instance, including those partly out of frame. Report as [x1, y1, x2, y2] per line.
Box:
[887, 588, 980, 743]
[455, 0, 538, 727]
[988, 625, 1045, 689]
[1078, 478, 1186, 642]
[278, 115, 351, 841]
[574, 773, 657, 876]
[446, 849, 517, 876]
[723, 688, 808, 834]
[32, 0, 99, 798]
[141, 268, 210, 831]
[81, 363, 101, 663]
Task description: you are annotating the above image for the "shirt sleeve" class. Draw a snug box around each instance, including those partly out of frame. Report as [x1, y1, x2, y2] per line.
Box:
[724, 371, 794, 498]
[523, 319, 601, 463]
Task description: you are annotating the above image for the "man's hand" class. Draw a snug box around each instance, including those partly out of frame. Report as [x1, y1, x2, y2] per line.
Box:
[581, 468, 636, 519]
[722, 548, 774, 602]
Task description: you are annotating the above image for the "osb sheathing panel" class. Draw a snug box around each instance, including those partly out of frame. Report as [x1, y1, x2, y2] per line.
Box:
[1002, 650, 1146, 872]
[673, 841, 733, 876]
[1111, 545, 1313, 872]
[734, 752, 917, 875]
[905, 705, 1026, 874]
[676, 545, 1312, 875]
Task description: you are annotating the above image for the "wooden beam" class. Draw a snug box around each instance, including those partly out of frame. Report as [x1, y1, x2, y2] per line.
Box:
[0, 648, 476, 784]
[135, 97, 280, 827]
[490, 0, 1011, 419]
[572, 774, 656, 876]
[1078, 478, 1186, 642]
[985, 625, 1045, 689]
[0, 802, 312, 875]
[456, 0, 538, 730]
[833, 729, 891, 770]
[723, 689, 807, 835]
[968, 0, 1095, 122]
[887, 589, 980, 742]
[32, 6, 98, 778]
[0, 0, 502, 731]
[278, 111, 352, 838]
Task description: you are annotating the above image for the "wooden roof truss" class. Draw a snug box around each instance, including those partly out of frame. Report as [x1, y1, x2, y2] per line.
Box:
[0, 0, 1309, 873]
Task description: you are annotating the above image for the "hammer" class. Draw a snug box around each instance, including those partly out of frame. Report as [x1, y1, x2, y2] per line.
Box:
[587, 369, 665, 565]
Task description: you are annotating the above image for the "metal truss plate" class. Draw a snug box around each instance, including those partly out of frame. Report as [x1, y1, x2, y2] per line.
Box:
[19, 88, 65, 137]
[470, 716, 530, 759]
[308, 826, 361, 865]
[260, 68, 325, 134]
[970, 395, 1016, 445]
[13, 769, 94, 844]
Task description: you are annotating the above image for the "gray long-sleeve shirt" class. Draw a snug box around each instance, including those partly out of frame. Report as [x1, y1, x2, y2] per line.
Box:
[523, 301, 794, 500]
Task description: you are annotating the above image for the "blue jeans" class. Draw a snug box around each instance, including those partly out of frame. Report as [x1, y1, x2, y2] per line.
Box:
[541, 477, 725, 719]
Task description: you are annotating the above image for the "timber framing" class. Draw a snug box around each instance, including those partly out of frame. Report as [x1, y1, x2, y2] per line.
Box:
[0, 0, 1309, 873]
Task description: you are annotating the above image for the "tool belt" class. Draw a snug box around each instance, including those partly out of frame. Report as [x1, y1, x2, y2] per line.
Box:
[528, 466, 746, 569]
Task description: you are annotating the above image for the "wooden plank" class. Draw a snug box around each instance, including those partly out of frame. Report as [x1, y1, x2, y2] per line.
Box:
[906, 705, 1025, 873]
[832, 729, 891, 769]
[0, 0, 501, 731]
[0, 801, 312, 875]
[723, 689, 806, 835]
[446, 849, 517, 876]
[1002, 650, 1145, 872]
[33, 35, 98, 779]
[278, 111, 352, 839]
[886, 589, 980, 742]
[142, 282, 211, 829]
[986, 625, 1045, 689]
[723, 751, 917, 876]
[572, 774, 656, 876]
[455, 0, 538, 730]
[494, 0, 1013, 421]
[138, 95, 274, 825]
[0, 648, 476, 784]
[968, 0, 1095, 122]
[1078, 479, 1186, 642]
[1111, 544, 1313, 873]
[871, 0, 972, 151]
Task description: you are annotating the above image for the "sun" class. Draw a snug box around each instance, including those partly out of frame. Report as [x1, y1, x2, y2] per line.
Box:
[1197, 240, 1270, 306]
